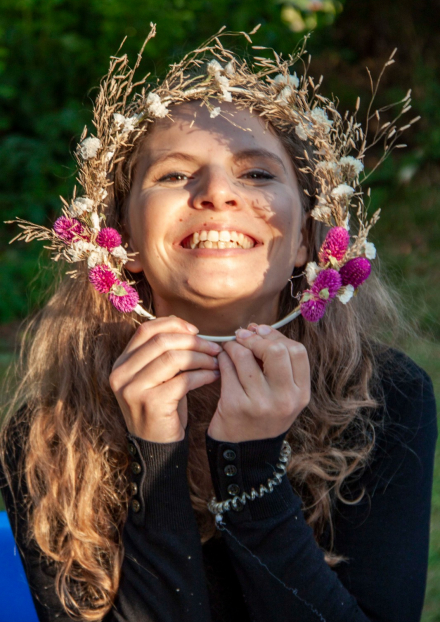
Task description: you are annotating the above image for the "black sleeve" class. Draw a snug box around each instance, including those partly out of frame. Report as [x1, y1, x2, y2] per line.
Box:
[1, 430, 212, 622]
[206, 358, 437, 622]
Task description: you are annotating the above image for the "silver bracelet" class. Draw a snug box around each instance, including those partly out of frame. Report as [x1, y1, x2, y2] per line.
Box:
[208, 440, 292, 525]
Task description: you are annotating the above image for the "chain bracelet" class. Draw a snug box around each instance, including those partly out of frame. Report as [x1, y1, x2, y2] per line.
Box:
[208, 440, 292, 523]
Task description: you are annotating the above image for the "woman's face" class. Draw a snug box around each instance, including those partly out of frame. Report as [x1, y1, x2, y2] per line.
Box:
[126, 102, 307, 331]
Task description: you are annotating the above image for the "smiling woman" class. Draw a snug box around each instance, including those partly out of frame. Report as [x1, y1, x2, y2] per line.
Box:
[0, 27, 437, 622]
[124, 103, 307, 337]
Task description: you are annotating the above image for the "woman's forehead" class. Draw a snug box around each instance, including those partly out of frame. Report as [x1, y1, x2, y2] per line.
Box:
[139, 101, 293, 167]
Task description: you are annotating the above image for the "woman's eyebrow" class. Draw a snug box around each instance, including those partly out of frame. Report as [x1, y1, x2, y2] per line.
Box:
[146, 148, 286, 171]
[149, 151, 200, 168]
[233, 149, 286, 172]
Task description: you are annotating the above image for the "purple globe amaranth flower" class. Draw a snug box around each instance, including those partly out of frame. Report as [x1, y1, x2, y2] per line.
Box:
[88, 265, 118, 294]
[53, 216, 85, 243]
[319, 227, 350, 264]
[109, 281, 139, 313]
[311, 268, 342, 301]
[96, 227, 122, 251]
[340, 257, 371, 289]
[300, 296, 327, 322]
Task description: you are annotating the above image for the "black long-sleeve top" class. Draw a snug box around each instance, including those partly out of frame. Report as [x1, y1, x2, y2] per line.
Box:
[1, 350, 437, 621]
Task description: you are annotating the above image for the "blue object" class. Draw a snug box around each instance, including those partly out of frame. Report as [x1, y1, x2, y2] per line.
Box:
[0, 511, 39, 621]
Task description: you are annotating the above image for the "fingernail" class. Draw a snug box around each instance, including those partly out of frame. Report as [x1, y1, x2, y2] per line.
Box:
[235, 328, 253, 338]
[186, 323, 199, 334]
[213, 369, 221, 377]
[213, 357, 219, 367]
[247, 323, 258, 331]
[210, 342, 223, 353]
[257, 324, 272, 336]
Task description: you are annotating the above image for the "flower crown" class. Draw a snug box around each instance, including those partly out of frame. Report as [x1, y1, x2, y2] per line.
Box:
[8, 24, 416, 334]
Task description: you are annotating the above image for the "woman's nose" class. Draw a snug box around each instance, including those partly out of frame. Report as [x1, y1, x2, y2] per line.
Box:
[192, 167, 242, 211]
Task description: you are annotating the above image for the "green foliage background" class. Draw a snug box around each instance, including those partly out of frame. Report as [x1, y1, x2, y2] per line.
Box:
[0, 0, 439, 618]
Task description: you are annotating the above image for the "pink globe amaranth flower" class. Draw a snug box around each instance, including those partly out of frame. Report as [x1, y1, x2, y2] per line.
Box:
[319, 227, 350, 264]
[96, 227, 122, 251]
[311, 268, 342, 301]
[53, 216, 85, 243]
[340, 257, 371, 289]
[88, 265, 118, 294]
[300, 296, 327, 322]
[108, 281, 139, 313]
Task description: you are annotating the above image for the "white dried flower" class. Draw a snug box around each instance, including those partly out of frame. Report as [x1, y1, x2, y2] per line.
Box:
[305, 261, 321, 286]
[316, 160, 339, 174]
[146, 92, 169, 118]
[70, 197, 94, 217]
[111, 245, 128, 263]
[277, 86, 293, 102]
[274, 73, 299, 88]
[224, 61, 235, 77]
[311, 205, 332, 221]
[207, 59, 223, 75]
[98, 188, 108, 201]
[331, 184, 355, 199]
[339, 156, 364, 178]
[79, 137, 102, 160]
[68, 240, 95, 261]
[105, 150, 115, 162]
[90, 212, 101, 232]
[337, 284, 355, 304]
[213, 74, 231, 101]
[210, 107, 221, 119]
[311, 107, 333, 134]
[364, 241, 377, 259]
[113, 113, 126, 130]
[295, 123, 308, 141]
[87, 247, 109, 268]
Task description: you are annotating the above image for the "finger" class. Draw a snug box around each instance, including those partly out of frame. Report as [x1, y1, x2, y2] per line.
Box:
[222, 341, 265, 396]
[234, 328, 294, 390]
[217, 350, 250, 398]
[122, 316, 200, 357]
[129, 350, 219, 392]
[167, 368, 220, 400]
[115, 332, 222, 376]
[245, 324, 310, 389]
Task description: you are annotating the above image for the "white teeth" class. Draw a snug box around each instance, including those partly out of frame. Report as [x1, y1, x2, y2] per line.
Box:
[207, 230, 219, 242]
[185, 229, 256, 249]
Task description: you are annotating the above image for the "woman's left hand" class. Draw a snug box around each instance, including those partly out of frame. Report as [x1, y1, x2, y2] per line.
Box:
[207, 324, 311, 442]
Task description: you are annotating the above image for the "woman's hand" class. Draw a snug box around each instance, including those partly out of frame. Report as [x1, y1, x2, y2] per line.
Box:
[109, 316, 221, 443]
[207, 324, 310, 442]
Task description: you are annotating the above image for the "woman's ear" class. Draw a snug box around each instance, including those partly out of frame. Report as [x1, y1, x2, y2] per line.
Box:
[122, 224, 144, 274]
[293, 215, 310, 268]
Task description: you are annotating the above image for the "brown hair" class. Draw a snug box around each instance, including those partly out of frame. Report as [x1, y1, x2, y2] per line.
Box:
[1, 113, 402, 620]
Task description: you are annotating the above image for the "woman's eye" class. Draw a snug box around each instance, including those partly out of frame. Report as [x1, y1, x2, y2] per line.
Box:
[242, 170, 275, 180]
[158, 172, 190, 182]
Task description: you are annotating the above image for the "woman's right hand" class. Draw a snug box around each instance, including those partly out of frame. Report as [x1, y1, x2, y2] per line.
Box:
[109, 316, 222, 443]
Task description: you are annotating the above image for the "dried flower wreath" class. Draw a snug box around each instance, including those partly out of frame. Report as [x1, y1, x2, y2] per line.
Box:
[7, 24, 418, 342]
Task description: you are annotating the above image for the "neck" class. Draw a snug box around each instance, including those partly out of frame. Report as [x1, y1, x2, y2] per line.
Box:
[152, 294, 280, 336]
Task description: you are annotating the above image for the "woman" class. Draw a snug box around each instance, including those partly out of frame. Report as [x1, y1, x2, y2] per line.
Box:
[1, 28, 437, 622]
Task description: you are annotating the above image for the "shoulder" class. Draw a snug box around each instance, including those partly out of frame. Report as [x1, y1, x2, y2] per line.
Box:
[373, 347, 437, 436]
[366, 347, 437, 490]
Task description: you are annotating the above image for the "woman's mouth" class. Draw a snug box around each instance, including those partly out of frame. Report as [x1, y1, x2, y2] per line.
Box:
[181, 230, 256, 250]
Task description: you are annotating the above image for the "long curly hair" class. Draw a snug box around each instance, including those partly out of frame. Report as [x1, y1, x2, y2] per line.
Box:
[0, 117, 402, 620]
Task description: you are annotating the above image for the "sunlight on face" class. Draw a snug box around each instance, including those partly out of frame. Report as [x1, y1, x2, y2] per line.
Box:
[126, 102, 307, 317]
